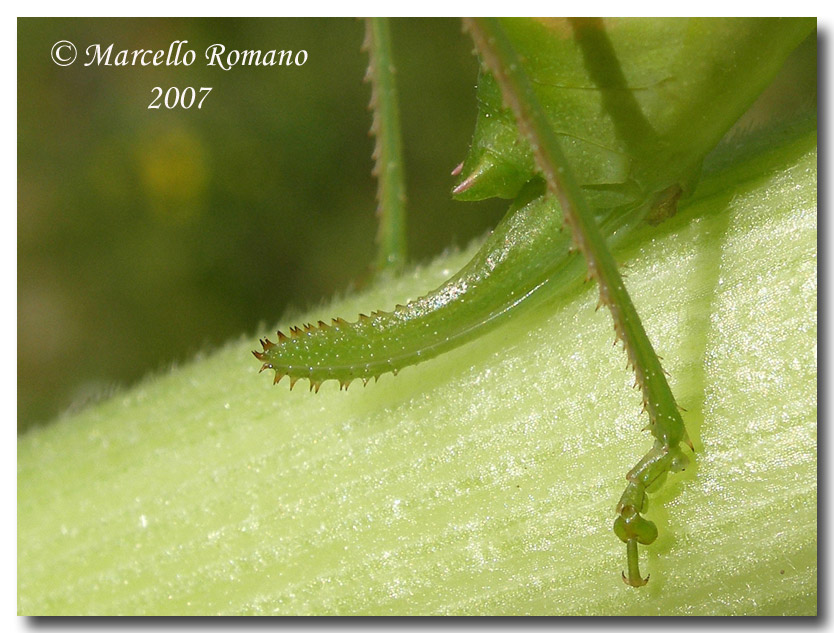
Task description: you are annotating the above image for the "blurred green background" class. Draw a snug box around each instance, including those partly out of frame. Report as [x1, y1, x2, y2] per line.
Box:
[18, 18, 506, 432]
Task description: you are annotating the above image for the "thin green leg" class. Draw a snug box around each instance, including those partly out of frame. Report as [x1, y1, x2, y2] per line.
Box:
[464, 17, 693, 587]
[363, 17, 408, 275]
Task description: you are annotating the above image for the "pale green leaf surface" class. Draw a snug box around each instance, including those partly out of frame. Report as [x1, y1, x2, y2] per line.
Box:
[18, 130, 816, 615]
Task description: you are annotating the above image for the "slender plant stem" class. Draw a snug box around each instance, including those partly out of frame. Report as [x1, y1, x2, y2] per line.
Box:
[364, 17, 408, 275]
[464, 17, 692, 587]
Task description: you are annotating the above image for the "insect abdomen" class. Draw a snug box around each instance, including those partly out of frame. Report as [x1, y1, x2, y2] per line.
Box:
[255, 190, 644, 392]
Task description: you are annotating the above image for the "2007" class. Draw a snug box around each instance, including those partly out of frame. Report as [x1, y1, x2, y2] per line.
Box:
[148, 87, 212, 110]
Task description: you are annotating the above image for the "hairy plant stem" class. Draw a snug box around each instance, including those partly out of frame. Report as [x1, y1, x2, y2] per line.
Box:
[463, 17, 692, 587]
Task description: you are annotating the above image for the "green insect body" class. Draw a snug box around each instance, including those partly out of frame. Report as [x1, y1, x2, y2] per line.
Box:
[255, 17, 815, 585]
[257, 17, 812, 393]
[454, 18, 814, 209]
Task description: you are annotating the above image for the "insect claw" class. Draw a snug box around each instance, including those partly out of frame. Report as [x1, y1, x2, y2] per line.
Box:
[252, 350, 265, 361]
[621, 571, 650, 587]
[276, 330, 289, 342]
[289, 377, 299, 390]
[273, 373, 285, 385]
[622, 540, 650, 587]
